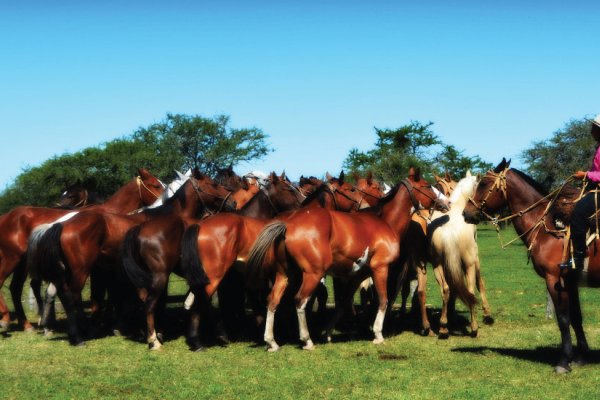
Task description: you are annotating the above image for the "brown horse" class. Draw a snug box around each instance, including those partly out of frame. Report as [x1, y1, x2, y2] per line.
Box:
[122, 172, 360, 350]
[0, 168, 164, 332]
[247, 169, 446, 351]
[463, 158, 598, 373]
[28, 172, 234, 345]
[55, 180, 104, 209]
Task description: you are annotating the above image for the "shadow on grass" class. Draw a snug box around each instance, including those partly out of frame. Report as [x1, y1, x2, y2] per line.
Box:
[451, 346, 600, 366]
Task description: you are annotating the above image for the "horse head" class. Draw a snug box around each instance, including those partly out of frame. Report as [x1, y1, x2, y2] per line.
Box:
[447, 170, 479, 211]
[136, 168, 167, 206]
[353, 171, 384, 207]
[463, 158, 511, 223]
[405, 167, 449, 211]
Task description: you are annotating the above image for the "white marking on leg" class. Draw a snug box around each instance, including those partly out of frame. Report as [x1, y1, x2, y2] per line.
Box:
[183, 292, 195, 310]
[264, 308, 279, 352]
[148, 330, 162, 350]
[372, 305, 386, 345]
[296, 298, 314, 350]
[352, 247, 370, 273]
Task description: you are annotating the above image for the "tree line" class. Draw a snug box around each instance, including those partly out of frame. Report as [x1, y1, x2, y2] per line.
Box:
[0, 113, 593, 213]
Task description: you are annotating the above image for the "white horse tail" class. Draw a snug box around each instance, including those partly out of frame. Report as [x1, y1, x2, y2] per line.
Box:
[441, 231, 477, 307]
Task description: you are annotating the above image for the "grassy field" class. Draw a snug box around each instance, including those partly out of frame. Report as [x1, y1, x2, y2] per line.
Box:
[1, 225, 600, 399]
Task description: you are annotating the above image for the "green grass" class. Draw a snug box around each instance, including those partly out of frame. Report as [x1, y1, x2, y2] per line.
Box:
[1, 225, 600, 399]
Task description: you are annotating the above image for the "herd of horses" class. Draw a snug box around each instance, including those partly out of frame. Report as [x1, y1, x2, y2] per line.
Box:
[0, 159, 597, 373]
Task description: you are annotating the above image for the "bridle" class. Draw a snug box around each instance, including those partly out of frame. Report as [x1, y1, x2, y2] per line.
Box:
[189, 178, 234, 217]
[400, 179, 447, 214]
[435, 178, 457, 197]
[325, 182, 364, 212]
[136, 175, 162, 202]
[467, 169, 509, 221]
[352, 184, 383, 208]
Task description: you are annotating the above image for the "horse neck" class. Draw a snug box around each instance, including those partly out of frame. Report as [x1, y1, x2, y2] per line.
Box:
[380, 185, 414, 235]
[95, 179, 146, 213]
[504, 171, 549, 244]
[238, 191, 277, 219]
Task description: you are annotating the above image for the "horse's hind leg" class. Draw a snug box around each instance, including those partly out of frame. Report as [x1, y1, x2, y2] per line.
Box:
[40, 283, 57, 335]
[10, 260, 34, 331]
[566, 273, 589, 365]
[0, 275, 11, 331]
[295, 273, 322, 350]
[264, 271, 289, 352]
[466, 262, 479, 337]
[475, 256, 493, 324]
[371, 263, 389, 345]
[433, 264, 450, 339]
[546, 277, 574, 373]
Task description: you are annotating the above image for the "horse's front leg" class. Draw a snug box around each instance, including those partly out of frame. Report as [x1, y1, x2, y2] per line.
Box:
[416, 264, 434, 336]
[546, 276, 574, 373]
[465, 261, 478, 337]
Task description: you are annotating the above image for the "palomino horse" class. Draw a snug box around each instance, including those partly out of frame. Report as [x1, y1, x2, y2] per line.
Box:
[123, 172, 362, 350]
[0, 168, 164, 332]
[27, 172, 235, 345]
[247, 169, 446, 351]
[426, 171, 493, 338]
[463, 158, 599, 373]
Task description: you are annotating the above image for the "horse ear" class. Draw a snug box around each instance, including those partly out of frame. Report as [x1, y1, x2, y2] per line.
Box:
[352, 171, 360, 182]
[494, 158, 508, 173]
[466, 170, 472, 178]
[444, 171, 451, 180]
[412, 167, 422, 181]
[270, 171, 279, 182]
[325, 172, 333, 181]
[192, 167, 203, 179]
[339, 171, 345, 184]
[506, 158, 511, 168]
[408, 166, 416, 178]
[137, 168, 149, 178]
[280, 170, 286, 180]
[175, 170, 186, 181]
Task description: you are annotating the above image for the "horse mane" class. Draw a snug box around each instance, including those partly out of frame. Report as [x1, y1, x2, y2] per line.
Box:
[510, 169, 548, 196]
[141, 180, 190, 217]
[357, 182, 402, 215]
[301, 183, 330, 207]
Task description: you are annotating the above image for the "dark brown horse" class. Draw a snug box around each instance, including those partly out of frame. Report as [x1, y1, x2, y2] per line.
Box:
[247, 169, 446, 351]
[56, 180, 104, 209]
[0, 168, 164, 332]
[27, 172, 234, 345]
[463, 158, 598, 373]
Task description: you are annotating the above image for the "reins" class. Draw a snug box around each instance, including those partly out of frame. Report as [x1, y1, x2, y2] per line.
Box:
[468, 168, 583, 251]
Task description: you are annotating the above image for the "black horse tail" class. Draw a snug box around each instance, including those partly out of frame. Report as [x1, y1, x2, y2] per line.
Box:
[180, 224, 209, 288]
[246, 221, 287, 286]
[121, 225, 152, 289]
[27, 223, 65, 283]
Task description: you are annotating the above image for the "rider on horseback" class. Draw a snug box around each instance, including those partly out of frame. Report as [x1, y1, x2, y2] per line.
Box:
[562, 115, 600, 270]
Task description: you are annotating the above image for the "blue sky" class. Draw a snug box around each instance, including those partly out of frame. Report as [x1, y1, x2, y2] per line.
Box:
[1, 1, 598, 189]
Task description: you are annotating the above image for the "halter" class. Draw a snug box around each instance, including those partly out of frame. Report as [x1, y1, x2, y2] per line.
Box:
[136, 175, 161, 201]
[352, 184, 383, 208]
[325, 182, 362, 212]
[435, 178, 457, 197]
[57, 189, 89, 208]
[189, 178, 233, 217]
[400, 179, 447, 214]
[468, 168, 579, 250]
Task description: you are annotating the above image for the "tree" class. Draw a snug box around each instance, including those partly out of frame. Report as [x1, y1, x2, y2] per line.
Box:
[521, 117, 594, 191]
[343, 121, 490, 184]
[0, 113, 272, 212]
[132, 113, 271, 176]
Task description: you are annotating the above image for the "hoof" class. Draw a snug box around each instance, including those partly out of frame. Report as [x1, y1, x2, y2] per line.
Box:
[217, 334, 231, 345]
[25, 326, 35, 334]
[112, 328, 123, 337]
[266, 343, 280, 352]
[438, 332, 449, 340]
[420, 327, 431, 337]
[192, 345, 206, 352]
[0, 320, 9, 331]
[470, 329, 479, 338]
[43, 328, 54, 337]
[372, 337, 385, 345]
[148, 341, 162, 351]
[483, 315, 495, 325]
[72, 339, 86, 347]
[302, 340, 315, 350]
[554, 365, 571, 374]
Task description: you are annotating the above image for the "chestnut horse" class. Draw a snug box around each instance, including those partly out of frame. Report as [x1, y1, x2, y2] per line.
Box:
[28, 172, 234, 345]
[247, 169, 446, 351]
[463, 158, 599, 373]
[122, 172, 361, 350]
[0, 168, 164, 332]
